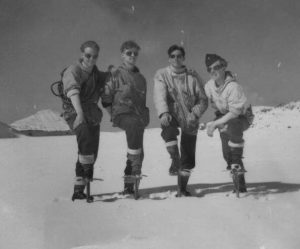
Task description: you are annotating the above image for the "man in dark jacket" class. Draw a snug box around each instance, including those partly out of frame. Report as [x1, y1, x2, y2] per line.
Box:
[102, 40, 149, 195]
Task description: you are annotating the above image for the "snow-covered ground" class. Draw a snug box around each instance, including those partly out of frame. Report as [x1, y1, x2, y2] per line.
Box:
[1, 104, 300, 249]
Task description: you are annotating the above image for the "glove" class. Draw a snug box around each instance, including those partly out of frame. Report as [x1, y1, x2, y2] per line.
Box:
[160, 113, 172, 126]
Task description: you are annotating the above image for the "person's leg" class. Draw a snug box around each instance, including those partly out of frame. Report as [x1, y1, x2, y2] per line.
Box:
[91, 124, 100, 162]
[219, 132, 232, 170]
[160, 118, 180, 175]
[72, 123, 99, 200]
[226, 117, 247, 192]
[178, 132, 197, 196]
[116, 115, 145, 193]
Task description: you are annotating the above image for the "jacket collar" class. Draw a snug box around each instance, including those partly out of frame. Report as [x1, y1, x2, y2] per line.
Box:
[168, 65, 187, 75]
[119, 63, 140, 73]
[77, 59, 95, 73]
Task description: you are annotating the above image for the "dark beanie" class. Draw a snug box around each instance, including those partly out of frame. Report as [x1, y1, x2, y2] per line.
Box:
[205, 54, 226, 68]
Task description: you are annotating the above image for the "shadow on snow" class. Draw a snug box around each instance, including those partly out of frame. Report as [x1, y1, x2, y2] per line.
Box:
[92, 181, 300, 202]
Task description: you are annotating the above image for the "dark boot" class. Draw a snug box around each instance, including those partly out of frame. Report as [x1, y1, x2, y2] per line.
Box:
[123, 159, 135, 195]
[72, 185, 86, 201]
[231, 164, 247, 193]
[169, 158, 180, 175]
[176, 170, 191, 197]
[238, 174, 247, 192]
[230, 147, 244, 169]
[127, 153, 142, 176]
[82, 164, 94, 181]
[167, 145, 181, 175]
[123, 182, 134, 195]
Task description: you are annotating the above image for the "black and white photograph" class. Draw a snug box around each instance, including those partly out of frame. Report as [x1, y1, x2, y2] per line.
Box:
[1, 1, 300, 249]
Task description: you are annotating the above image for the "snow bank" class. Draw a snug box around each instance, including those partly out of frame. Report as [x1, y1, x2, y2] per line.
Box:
[10, 109, 71, 136]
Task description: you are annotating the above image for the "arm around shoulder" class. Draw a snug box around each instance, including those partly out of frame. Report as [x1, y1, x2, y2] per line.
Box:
[153, 69, 170, 117]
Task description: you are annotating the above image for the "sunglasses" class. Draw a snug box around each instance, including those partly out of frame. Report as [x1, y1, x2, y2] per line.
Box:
[125, 51, 139, 57]
[207, 63, 224, 73]
[170, 54, 183, 59]
[84, 53, 98, 60]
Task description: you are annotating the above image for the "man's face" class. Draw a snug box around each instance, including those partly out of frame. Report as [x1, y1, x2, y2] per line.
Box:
[121, 48, 139, 66]
[81, 47, 99, 68]
[169, 50, 185, 68]
[207, 60, 226, 81]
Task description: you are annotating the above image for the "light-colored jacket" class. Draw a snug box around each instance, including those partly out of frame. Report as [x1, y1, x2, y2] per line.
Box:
[153, 66, 208, 134]
[204, 71, 247, 116]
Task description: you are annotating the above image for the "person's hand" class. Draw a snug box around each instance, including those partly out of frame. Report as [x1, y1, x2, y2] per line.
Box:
[160, 113, 172, 126]
[187, 112, 197, 124]
[218, 124, 228, 133]
[73, 113, 85, 129]
[199, 123, 206, 130]
[206, 121, 216, 137]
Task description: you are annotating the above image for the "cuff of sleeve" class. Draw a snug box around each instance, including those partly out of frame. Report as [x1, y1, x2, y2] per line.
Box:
[229, 107, 242, 116]
[66, 89, 80, 98]
[158, 111, 169, 119]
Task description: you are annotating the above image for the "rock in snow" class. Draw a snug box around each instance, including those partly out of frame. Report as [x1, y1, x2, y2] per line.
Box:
[10, 109, 72, 136]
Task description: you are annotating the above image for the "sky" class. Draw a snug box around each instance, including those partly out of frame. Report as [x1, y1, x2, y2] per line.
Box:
[1, 0, 300, 129]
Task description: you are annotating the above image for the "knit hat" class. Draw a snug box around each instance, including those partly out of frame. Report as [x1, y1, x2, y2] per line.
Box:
[205, 54, 227, 68]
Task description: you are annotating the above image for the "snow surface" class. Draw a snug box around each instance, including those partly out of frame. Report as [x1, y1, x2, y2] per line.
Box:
[1, 104, 300, 249]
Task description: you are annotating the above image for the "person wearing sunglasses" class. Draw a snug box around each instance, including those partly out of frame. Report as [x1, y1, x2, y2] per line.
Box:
[62, 41, 109, 201]
[204, 54, 251, 193]
[102, 40, 149, 195]
[153, 44, 208, 196]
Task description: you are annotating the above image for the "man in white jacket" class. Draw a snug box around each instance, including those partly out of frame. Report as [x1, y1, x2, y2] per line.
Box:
[153, 45, 208, 196]
[204, 54, 251, 193]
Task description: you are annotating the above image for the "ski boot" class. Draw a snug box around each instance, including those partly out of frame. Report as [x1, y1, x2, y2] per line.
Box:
[123, 174, 142, 200]
[123, 181, 135, 195]
[72, 185, 87, 201]
[176, 169, 192, 197]
[230, 164, 247, 198]
[82, 164, 94, 203]
[166, 145, 180, 176]
[169, 157, 180, 176]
